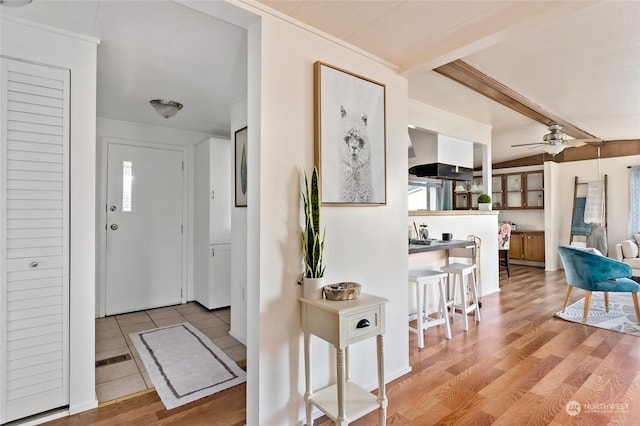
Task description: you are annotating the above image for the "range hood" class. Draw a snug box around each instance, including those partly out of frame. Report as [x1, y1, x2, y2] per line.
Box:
[409, 163, 472, 180]
[408, 128, 473, 181]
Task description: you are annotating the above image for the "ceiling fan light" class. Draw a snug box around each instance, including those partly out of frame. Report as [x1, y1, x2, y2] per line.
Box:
[544, 143, 565, 155]
[150, 99, 183, 119]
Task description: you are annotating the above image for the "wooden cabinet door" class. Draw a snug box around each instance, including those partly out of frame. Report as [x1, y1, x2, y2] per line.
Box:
[524, 171, 544, 209]
[524, 233, 545, 262]
[491, 175, 504, 209]
[505, 173, 524, 209]
[453, 192, 469, 210]
[509, 233, 524, 259]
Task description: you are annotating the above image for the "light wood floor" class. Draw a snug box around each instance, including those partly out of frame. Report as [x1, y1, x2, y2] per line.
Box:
[46, 265, 640, 425]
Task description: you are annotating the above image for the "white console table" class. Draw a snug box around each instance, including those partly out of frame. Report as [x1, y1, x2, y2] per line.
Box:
[300, 293, 388, 425]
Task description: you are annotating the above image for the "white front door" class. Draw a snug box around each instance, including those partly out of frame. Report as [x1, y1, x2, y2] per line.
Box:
[105, 143, 183, 315]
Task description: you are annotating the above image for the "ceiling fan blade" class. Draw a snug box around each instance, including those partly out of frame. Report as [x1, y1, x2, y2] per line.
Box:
[564, 138, 603, 147]
[570, 138, 603, 144]
[511, 142, 545, 147]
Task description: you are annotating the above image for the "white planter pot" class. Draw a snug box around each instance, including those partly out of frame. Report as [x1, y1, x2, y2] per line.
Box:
[303, 277, 325, 299]
[478, 203, 492, 211]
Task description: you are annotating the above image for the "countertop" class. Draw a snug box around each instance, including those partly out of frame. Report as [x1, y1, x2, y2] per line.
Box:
[409, 210, 499, 217]
[409, 239, 476, 254]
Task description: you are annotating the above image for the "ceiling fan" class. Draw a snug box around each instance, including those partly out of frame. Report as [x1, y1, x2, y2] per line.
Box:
[511, 123, 603, 155]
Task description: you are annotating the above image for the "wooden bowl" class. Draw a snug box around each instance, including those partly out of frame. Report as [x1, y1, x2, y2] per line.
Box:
[323, 282, 361, 301]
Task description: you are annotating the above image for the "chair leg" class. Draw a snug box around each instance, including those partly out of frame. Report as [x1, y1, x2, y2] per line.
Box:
[416, 282, 424, 349]
[632, 293, 640, 324]
[438, 278, 452, 340]
[562, 286, 573, 311]
[504, 251, 510, 277]
[459, 275, 469, 331]
[469, 271, 481, 322]
[604, 292, 609, 313]
[583, 291, 592, 323]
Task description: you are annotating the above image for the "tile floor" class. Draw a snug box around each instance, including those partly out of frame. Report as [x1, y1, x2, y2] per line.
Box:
[95, 302, 246, 403]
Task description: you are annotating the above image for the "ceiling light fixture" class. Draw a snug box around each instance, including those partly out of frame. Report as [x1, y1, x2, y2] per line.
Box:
[149, 99, 183, 119]
[0, 0, 33, 6]
[544, 143, 565, 155]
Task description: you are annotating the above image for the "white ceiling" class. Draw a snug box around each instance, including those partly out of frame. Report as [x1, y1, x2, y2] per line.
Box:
[3, 1, 639, 163]
[1, 0, 247, 137]
[260, 0, 640, 164]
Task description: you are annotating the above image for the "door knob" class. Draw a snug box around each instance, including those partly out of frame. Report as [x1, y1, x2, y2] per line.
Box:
[110, 224, 118, 230]
[110, 205, 117, 211]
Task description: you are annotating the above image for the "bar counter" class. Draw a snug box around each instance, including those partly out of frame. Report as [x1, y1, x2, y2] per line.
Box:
[409, 239, 476, 255]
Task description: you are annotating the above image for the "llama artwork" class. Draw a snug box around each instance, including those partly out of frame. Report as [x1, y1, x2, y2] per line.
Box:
[338, 105, 374, 203]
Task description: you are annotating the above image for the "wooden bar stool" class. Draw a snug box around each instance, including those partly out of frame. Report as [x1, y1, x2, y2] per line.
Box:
[408, 270, 452, 348]
[441, 263, 481, 331]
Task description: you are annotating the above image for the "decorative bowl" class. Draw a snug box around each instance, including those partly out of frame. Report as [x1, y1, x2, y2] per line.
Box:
[323, 282, 361, 301]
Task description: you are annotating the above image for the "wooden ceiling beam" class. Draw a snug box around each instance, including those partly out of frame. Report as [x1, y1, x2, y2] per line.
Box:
[434, 60, 598, 140]
[491, 139, 640, 169]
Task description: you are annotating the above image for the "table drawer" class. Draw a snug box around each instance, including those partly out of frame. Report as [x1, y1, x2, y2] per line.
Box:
[343, 305, 382, 345]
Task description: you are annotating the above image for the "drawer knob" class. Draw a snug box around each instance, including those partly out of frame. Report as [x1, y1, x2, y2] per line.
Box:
[30, 261, 38, 268]
[356, 319, 370, 329]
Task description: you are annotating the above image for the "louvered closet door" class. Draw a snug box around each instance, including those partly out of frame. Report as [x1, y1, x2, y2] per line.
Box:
[0, 58, 69, 423]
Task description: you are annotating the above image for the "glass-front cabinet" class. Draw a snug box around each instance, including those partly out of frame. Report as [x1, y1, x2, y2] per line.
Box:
[497, 171, 544, 210]
[525, 171, 544, 208]
[505, 173, 524, 209]
[491, 175, 504, 209]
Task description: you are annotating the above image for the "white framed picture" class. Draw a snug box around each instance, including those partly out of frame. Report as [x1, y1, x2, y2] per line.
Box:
[314, 61, 386, 206]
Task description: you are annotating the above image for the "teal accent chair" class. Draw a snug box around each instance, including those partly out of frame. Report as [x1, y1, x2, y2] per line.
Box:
[557, 245, 640, 323]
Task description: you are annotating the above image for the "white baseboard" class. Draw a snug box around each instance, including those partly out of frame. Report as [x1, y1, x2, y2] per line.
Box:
[229, 329, 247, 346]
[11, 408, 70, 426]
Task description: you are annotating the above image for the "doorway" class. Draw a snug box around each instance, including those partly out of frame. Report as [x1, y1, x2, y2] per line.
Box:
[103, 142, 185, 315]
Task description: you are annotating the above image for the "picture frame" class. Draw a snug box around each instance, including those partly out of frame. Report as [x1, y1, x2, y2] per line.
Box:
[314, 61, 386, 206]
[234, 126, 248, 207]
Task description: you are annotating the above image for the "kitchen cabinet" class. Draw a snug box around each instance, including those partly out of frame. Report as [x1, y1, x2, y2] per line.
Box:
[500, 171, 544, 210]
[525, 171, 544, 209]
[194, 137, 232, 309]
[509, 231, 545, 262]
[491, 175, 504, 209]
[453, 191, 470, 209]
[200, 244, 231, 309]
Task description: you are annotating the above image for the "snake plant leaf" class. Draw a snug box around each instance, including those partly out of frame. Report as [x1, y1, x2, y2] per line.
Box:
[240, 144, 247, 195]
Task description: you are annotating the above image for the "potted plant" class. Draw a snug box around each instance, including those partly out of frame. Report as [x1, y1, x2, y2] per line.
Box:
[301, 167, 326, 298]
[477, 193, 492, 211]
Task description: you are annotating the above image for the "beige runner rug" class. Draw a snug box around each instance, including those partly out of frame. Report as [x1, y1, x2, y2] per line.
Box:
[130, 322, 246, 409]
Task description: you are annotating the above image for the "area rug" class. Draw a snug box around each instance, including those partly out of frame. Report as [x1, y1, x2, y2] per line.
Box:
[130, 322, 246, 409]
[554, 293, 640, 337]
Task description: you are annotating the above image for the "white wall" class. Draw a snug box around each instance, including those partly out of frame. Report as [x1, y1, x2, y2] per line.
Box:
[548, 155, 640, 267]
[249, 10, 409, 425]
[230, 97, 248, 344]
[1, 16, 99, 414]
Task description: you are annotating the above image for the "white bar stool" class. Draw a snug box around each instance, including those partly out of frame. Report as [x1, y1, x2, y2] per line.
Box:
[441, 263, 481, 331]
[408, 270, 452, 348]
